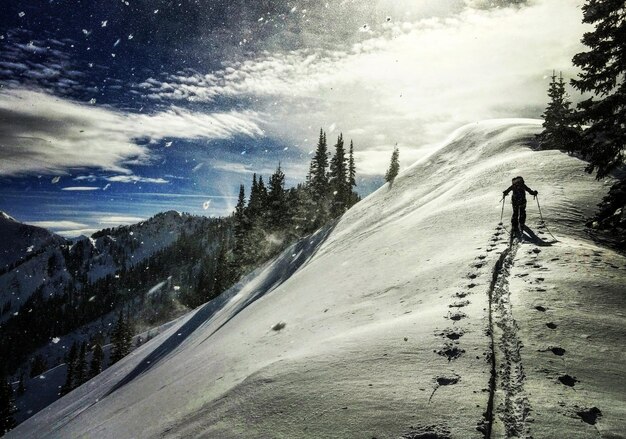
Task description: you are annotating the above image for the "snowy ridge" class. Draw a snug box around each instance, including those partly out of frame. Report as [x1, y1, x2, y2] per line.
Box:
[10, 119, 626, 439]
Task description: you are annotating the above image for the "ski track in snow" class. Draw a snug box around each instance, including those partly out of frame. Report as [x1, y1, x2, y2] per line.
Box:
[487, 229, 531, 438]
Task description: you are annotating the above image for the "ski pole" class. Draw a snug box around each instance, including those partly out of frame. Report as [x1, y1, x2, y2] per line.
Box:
[535, 195, 559, 242]
[499, 195, 506, 225]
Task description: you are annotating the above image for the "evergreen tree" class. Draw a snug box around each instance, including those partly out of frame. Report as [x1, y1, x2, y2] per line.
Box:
[571, 0, 626, 178]
[385, 146, 400, 184]
[329, 133, 348, 215]
[0, 376, 16, 435]
[110, 312, 132, 364]
[75, 342, 87, 386]
[537, 71, 580, 153]
[233, 184, 248, 265]
[210, 240, 231, 299]
[61, 341, 78, 394]
[310, 129, 330, 200]
[89, 343, 104, 378]
[267, 163, 287, 230]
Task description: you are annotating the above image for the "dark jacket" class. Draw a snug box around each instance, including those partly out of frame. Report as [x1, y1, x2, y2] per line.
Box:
[504, 180, 536, 205]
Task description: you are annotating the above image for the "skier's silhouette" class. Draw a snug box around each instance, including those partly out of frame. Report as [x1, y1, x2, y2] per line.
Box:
[503, 176, 538, 235]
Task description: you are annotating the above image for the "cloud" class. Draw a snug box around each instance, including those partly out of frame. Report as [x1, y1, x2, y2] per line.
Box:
[104, 175, 169, 184]
[137, 0, 588, 176]
[61, 186, 101, 191]
[28, 220, 89, 229]
[0, 88, 264, 177]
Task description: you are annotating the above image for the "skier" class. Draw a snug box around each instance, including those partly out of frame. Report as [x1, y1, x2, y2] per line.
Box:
[503, 176, 538, 236]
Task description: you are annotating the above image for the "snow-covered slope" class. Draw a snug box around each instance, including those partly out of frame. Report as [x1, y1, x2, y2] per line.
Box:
[10, 120, 626, 439]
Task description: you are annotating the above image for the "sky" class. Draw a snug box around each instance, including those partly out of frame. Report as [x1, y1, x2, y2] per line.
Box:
[0, 0, 589, 237]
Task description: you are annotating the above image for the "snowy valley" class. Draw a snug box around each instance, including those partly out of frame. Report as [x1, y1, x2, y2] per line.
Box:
[3, 119, 624, 438]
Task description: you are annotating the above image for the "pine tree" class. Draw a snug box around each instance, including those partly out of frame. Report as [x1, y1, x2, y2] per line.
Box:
[61, 341, 78, 394]
[75, 342, 87, 386]
[210, 240, 231, 299]
[89, 343, 104, 378]
[571, 0, 626, 178]
[537, 71, 580, 153]
[233, 184, 248, 265]
[329, 133, 348, 215]
[385, 146, 400, 184]
[268, 163, 287, 230]
[110, 312, 132, 364]
[0, 376, 16, 435]
[310, 129, 330, 200]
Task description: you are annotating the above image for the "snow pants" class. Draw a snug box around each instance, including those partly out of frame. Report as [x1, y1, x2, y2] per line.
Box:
[511, 201, 527, 231]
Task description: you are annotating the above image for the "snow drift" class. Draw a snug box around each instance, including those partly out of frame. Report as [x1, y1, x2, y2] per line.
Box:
[9, 119, 626, 439]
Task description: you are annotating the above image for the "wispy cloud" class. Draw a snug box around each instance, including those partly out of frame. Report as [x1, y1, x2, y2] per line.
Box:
[0, 88, 264, 177]
[28, 220, 89, 229]
[105, 175, 169, 184]
[61, 186, 101, 191]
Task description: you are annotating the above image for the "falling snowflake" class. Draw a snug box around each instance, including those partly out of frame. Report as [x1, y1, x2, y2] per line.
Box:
[114, 38, 121, 47]
[258, 17, 264, 22]
[173, 286, 181, 291]
[386, 16, 392, 22]
[89, 98, 96, 104]
[101, 20, 108, 27]
[103, 183, 111, 190]
[328, 122, 337, 133]
[52, 337, 60, 344]
[290, 6, 297, 13]
[128, 34, 134, 40]
[283, 147, 288, 151]
[88, 62, 93, 68]
[111, 53, 116, 57]
[26, 245, 34, 253]
[165, 141, 173, 147]
[51, 176, 60, 184]
[18, 11, 25, 17]
[82, 29, 91, 36]
[154, 9, 159, 14]
[202, 200, 211, 210]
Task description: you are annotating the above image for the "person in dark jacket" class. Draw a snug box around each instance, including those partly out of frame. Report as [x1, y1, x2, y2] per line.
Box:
[503, 176, 538, 233]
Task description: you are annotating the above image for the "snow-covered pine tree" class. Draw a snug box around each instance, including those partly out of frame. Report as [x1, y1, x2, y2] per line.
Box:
[385, 146, 400, 184]
[537, 71, 580, 153]
[571, 0, 626, 178]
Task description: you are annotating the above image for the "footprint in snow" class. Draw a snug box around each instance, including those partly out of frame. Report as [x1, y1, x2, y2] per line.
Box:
[448, 300, 470, 308]
[447, 311, 467, 322]
[575, 406, 602, 425]
[436, 343, 465, 361]
[436, 328, 464, 340]
[535, 305, 547, 312]
[558, 374, 578, 387]
[546, 322, 557, 329]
